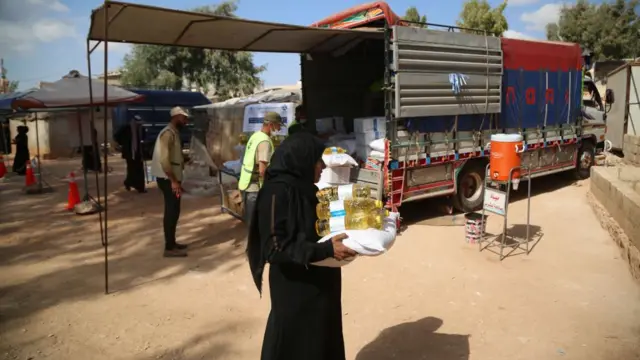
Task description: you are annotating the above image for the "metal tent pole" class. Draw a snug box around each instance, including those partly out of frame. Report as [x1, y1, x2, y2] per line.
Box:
[87, 40, 106, 249]
[102, 1, 110, 295]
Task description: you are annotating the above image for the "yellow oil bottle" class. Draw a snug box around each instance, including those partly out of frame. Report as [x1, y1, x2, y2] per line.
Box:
[316, 184, 371, 203]
[316, 198, 383, 220]
[315, 208, 389, 236]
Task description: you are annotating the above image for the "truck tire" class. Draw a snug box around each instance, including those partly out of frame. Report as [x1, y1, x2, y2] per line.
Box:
[453, 162, 486, 213]
[574, 140, 595, 180]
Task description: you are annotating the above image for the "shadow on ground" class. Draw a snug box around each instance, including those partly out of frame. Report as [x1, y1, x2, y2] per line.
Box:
[400, 172, 579, 227]
[0, 157, 246, 327]
[355, 317, 469, 360]
[479, 223, 544, 259]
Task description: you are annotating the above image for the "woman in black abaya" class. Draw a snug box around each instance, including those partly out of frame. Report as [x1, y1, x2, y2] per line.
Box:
[247, 131, 356, 360]
[114, 116, 146, 193]
[12, 125, 29, 175]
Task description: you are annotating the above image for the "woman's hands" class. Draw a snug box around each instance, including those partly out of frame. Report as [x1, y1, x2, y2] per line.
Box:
[330, 233, 357, 260]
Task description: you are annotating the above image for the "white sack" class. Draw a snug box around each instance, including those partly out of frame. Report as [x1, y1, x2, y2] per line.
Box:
[369, 138, 385, 152]
[322, 153, 358, 168]
[312, 212, 400, 268]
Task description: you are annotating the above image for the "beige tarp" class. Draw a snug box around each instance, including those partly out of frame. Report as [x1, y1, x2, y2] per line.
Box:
[88, 1, 382, 53]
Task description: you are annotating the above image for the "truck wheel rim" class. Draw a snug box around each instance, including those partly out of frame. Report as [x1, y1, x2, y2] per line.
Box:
[462, 172, 483, 202]
[581, 151, 593, 168]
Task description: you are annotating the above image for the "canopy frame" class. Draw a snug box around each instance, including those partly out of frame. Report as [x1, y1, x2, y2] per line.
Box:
[86, 1, 384, 294]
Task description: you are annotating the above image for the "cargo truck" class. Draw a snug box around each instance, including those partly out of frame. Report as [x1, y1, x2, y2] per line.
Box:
[300, 2, 606, 212]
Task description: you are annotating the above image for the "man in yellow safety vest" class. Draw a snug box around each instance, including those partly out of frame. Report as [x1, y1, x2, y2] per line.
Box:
[238, 112, 282, 224]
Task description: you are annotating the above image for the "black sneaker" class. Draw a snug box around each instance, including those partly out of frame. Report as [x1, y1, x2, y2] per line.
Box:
[163, 248, 188, 257]
[175, 243, 188, 250]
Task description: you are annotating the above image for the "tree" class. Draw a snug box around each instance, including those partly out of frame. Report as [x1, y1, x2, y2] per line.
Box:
[403, 6, 427, 27]
[120, 1, 266, 100]
[456, 0, 508, 36]
[8, 81, 19, 92]
[546, 0, 640, 61]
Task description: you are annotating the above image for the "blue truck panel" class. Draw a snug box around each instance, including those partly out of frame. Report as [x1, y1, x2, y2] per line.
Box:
[112, 89, 211, 155]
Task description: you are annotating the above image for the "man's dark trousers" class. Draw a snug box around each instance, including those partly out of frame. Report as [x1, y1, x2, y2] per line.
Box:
[157, 178, 181, 250]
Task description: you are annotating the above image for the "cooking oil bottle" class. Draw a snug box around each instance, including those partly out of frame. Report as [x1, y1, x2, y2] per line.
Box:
[316, 198, 383, 219]
[316, 184, 371, 202]
[315, 208, 389, 236]
[323, 146, 347, 155]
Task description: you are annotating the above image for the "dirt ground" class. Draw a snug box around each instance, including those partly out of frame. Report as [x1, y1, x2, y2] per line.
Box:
[1, 157, 639, 360]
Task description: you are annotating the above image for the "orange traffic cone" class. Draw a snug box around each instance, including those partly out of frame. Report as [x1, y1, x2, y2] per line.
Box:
[0, 155, 6, 179]
[24, 161, 36, 186]
[66, 171, 81, 211]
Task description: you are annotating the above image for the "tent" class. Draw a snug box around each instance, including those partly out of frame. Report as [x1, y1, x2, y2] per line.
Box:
[12, 71, 143, 109]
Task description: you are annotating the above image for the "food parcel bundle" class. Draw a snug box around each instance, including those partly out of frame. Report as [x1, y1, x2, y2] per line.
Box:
[311, 184, 399, 268]
[320, 147, 358, 185]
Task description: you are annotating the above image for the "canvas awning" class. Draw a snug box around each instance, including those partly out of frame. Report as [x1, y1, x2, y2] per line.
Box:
[88, 1, 383, 53]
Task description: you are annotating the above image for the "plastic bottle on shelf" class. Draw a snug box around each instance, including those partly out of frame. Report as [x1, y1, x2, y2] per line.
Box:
[316, 184, 371, 203]
[315, 208, 389, 236]
[316, 198, 384, 220]
[323, 146, 347, 155]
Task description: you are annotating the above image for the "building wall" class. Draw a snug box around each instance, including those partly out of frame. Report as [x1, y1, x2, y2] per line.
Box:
[8, 108, 114, 160]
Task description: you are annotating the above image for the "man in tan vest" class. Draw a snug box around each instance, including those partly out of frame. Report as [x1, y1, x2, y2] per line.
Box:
[150, 106, 189, 257]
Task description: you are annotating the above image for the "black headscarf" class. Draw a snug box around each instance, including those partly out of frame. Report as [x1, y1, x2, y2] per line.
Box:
[246, 131, 326, 293]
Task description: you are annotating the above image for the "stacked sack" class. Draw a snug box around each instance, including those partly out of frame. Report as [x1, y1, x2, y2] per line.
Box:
[354, 117, 386, 161]
[312, 184, 400, 268]
[319, 146, 358, 186]
[316, 116, 346, 135]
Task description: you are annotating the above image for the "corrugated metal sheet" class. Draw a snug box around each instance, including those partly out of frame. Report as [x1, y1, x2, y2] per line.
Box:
[391, 26, 502, 118]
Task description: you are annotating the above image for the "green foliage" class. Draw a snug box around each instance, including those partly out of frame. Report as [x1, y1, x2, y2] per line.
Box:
[403, 6, 427, 27]
[119, 1, 266, 100]
[456, 0, 508, 36]
[546, 0, 640, 61]
[8, 81, 19, 92]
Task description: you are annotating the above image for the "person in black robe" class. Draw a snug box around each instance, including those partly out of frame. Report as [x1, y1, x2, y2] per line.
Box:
[247, 131, 357, 360]
[12, 125, 29, 175]
[114, 116, 146, 193]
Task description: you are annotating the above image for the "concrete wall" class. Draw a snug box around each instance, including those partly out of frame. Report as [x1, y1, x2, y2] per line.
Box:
[590, 166, 640, 281]
[7, 108, 114, 159]
[623, 134, 640, 165]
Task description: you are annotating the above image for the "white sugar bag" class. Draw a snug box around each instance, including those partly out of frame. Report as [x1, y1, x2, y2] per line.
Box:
[312, 212, 400, 268]
[369, 138, 385, 152]
[322, 153, 358, 168]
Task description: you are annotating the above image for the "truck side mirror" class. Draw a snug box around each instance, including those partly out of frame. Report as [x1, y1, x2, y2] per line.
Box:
[605, 89, 614, 104]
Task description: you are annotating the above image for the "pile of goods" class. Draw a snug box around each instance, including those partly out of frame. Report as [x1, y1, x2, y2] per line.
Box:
[311, 184, 400, 268]
[318, 146, 358, 186]
[354, 117, 386, 162]
[182, 137, 219, 197]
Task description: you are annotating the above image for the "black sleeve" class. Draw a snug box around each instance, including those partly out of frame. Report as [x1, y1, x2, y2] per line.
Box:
[260, 190, 334, 265]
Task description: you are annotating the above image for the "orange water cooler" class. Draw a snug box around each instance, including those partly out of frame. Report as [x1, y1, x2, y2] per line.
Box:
[488, 134, 525, 189]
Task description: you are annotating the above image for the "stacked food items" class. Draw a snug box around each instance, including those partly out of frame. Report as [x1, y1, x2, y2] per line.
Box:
[354, 117, 386, 162]
[319, 146, 358, 186]
[312, 184, 399, 268]
[315, 184, 387, 236]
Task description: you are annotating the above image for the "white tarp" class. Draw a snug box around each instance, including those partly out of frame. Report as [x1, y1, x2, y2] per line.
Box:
[242, 102, 295, 135]
[12, 71, 142, 109]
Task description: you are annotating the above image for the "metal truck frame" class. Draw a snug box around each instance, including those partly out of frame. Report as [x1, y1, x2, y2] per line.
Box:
[305, 2, 605, 212]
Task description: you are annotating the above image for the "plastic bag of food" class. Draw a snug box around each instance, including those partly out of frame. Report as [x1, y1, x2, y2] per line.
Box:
[369, 138, 385, 152]
[312, 212, 400, 268]
[322, 152, 358, 168]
